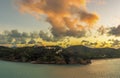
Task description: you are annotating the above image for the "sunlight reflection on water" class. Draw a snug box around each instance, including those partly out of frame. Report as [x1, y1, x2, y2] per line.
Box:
[0, 59, 120, 78]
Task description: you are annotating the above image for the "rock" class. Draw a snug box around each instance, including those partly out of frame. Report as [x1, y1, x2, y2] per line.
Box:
[56, 60, 66, 64]
[80, 59, 91, 65]
[31, 61, 38, 64]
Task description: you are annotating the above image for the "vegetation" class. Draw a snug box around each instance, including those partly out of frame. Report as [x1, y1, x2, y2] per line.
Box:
[1, 45, 120, 64]
[66, 45, 120, 59]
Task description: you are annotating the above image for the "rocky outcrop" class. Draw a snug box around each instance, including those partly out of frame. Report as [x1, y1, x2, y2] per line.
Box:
[63, 57, 91, 64]
[30, 59, 91, 64]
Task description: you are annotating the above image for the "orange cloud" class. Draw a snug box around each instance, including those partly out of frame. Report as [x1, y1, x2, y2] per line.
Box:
[16, 0, 99, 37]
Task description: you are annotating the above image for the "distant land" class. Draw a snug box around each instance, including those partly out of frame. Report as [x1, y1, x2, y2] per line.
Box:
[0, 45, 120, 65]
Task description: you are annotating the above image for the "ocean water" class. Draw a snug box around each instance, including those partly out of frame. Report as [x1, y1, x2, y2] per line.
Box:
[0, 59, 120, 78]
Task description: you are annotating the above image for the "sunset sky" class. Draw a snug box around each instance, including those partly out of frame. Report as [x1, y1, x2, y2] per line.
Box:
[0, 0, 120, 48]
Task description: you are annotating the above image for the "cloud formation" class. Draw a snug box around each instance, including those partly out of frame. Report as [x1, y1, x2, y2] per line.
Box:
[98, 26, 106, 35]
[0, 30, 53, 44]
[108, 25, 120, 36]
[39, 30, 53, 41]
[16, 0, 99, 38]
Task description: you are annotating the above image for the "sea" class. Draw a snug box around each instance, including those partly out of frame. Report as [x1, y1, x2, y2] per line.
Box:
[0, 59, 120, 78]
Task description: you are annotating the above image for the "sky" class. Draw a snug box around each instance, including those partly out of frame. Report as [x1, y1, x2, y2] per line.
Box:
[0, 0, 120, 32]
[0, 0, 120, 48]
[0, 0, 50, 32]
[87, 0, 120, 27]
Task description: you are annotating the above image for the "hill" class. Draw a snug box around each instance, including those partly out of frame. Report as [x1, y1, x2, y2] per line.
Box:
[0, 45, 120, 64]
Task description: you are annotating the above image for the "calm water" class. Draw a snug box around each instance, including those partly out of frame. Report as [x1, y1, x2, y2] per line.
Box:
[0, 59, 120, 78]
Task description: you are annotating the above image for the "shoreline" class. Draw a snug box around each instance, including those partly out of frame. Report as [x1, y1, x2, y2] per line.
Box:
[1, 58, 120, 65]
[1, 45, 120, 65]
[0, 58, 92, 65]
[92, 57, 120, 61]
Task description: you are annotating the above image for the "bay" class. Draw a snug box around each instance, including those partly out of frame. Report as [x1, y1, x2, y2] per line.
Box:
[0, 59, 120, 78]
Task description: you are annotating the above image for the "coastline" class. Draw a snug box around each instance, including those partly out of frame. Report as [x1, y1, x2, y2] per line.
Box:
[1, 58, 120, 65]
[0, 57, 91, 65]
[1, 45, 120, 65]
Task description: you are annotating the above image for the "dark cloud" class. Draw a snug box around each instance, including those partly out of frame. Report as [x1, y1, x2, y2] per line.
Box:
[10, 30, 21, 38]
[20, 39, 27, 44]
[30, 32, 39, 38]
[98, 26, 106, 35]
[0, 34, 11, 44]
[108, 25, 120, 36]
[100, 42, 107, 47]
[28, 39, 36, 44]
[39, 30, 53, 41]
[0, 30, 64, 44]
[112, 39, 120, 46]
[0, 35, 6, 44]
[22, 32, 29, 38]
[81, 40, 98, 47]
[6, 37, 13, 44]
